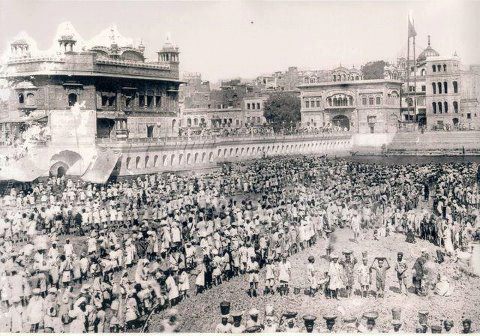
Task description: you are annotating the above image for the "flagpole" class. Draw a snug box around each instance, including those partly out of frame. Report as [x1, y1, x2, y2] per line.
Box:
[413, 27, 417, 125]
[406, 20, 410, 125]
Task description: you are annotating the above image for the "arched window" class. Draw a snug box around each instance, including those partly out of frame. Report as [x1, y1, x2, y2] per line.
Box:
[432, 102, 437, 113]
[172, 119, 176, 130]
[437, 82, 442, 94]
[376, 97, 381, 105]
[443, 64, 447, 72]
[153, 155, 158, 167]
[126, 157, 131, 169]
[444, 102, 448, 113]
[135, 156, 141, 168]
[170, 154, 175, 166]
[421, 69, 426, 76]
[26, 93, 35, 106]
[438, 102, 443, 113]
[194, 118, 198, 126]
[432, 65, 436, 72]
[444, 82, 448, 93]
[187, 118, 192, 127]
[333, 75, 337, 81]
[437, 65, 441, 72]
[68, 93, 77, 107]
[145, 156, 149, 168]
[333, 98, 337, 106]
[453, 81, 458, 93]
[18, 93, 24, 104]
[432, 83, 436, 94]
[453, 101, 459, 113]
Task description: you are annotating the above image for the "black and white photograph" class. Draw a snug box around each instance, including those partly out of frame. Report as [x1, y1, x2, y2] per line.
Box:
[0, 0, 479, 333]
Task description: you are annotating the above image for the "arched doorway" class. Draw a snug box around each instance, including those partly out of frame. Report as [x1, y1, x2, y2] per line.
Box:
[452, 118, 459, 127]
[331, 115, 350, 130]
[57, 166, 66, 178]
[49, 161, 69, 178]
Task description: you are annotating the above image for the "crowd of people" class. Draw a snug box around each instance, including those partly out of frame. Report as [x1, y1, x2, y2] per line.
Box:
[0, 155, 478, 333]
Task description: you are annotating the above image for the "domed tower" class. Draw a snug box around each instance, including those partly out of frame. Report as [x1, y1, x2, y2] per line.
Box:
[417, 35, 439, 63]
[158, 33, 179, 64]
[57, 22, 77, 53]
[10, 39, 30, 58]
[58, 34, 77, 53]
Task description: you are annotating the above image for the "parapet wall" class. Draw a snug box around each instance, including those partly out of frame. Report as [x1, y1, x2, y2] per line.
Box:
[108, 134, 353, 176]
[386, 131, 480, 155]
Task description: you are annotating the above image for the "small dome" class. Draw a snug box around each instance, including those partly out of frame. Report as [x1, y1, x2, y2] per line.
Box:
[11, 39, 29, 46]
[417, 35, 439, 62]
[14, 81, 37, 90]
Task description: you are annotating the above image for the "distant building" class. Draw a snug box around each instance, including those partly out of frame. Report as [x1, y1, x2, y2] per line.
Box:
[299, 77, 402, 134]
[178, 76, 267, 133]
[426, 56, 480, 130]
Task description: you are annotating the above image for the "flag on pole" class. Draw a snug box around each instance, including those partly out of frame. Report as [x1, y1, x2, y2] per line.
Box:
[408, 16, 417, 38]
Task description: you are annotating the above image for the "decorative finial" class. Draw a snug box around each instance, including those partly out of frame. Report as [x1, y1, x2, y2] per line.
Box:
[428, 35, 431, 47]
[454, 51, 458, 57]
[109, 26, 117, 45]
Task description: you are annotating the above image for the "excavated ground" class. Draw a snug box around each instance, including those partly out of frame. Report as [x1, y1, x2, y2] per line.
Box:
[148, 227, 480, 333]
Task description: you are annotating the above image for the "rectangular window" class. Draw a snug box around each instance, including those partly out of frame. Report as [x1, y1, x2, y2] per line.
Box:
[306, 101, 310, 108]
[108, 96, 116, 107]
[421, 85, 426, 92]
[316, 100, 320, 107]
[147, 95, 153, 108]
[139, 95, 145, 107]
[369, 97, 374, 105]
[155, 96, 161, 107]
[257, 103, 260, 109]
[362, 97, 367, 105]
[247, 103, 251, 109]
[101, 95, 108, 106]
[376, 97, 381, 105]
[125, 96, 133, 108]
[467, 113, 471, 119]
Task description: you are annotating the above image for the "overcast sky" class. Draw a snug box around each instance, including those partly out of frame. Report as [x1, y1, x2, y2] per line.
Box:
[1, 0, 479, 82]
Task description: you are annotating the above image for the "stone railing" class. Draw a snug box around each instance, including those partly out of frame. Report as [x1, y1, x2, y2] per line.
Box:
[96, 131, 352, 147]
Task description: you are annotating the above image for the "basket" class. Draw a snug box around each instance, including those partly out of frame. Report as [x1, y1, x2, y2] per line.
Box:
[392, 307, 402, 321]
[220, 301, 231, 316]
[418, 311, 429, 326]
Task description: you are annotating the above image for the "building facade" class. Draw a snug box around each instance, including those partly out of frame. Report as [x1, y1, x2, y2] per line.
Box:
[425, 57, 480, 130]
[300, 79, 402, 134]
[1, 24, 182, 144]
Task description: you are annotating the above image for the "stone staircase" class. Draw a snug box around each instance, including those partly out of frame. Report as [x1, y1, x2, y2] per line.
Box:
[386, 131, 480, 155]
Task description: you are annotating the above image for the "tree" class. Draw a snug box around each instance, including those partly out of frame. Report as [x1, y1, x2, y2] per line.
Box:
[361, 60, 387, 80]
[263, 92, 301, 132]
